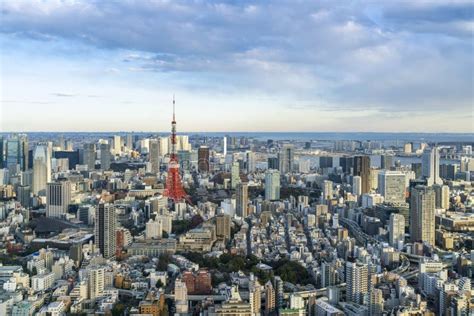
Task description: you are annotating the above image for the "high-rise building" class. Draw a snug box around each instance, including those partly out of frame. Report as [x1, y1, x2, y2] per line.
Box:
[321, 261, 338, 287]
[149, 139, 160, 174]
[339, 156, 353, 174]
[83, 143, 96, 171]
[433, 184, 450, 210]
[249, 276, 261, 315]
[46, 181, 71, 218]
[0, 137, 3, 168]
[178, 150, 191, 172]
[100, 143, 111, 171]
[274, 276, 284, 312]
[404, 142, 412, 154]
[223, 136, 227, 156]
[216, 214, 231, 240]
[198, 146, 210, 173]
[353, 156, 371, 194]
[345, 260, 368, 304]
[17, 185, 31, 208]
[33, 144, 51, 196]
[368, 289, 384, 316]
[319, 156, 333, 169]
[88, 266, 105, 300]
[410, 186, 435, 246]
[231, 161, 240, 189]
[324, 180, 334, 202]
[126, 133, 133, 150]
[352, 176, 361, 196]
[378, 171, 406, 203]
[145, 218, 162, 239]
[265, 170, 280, 201]
[278, 144, 294, 174]
[380, 154, 394, 170]
[246, 151, 256, 173]
[6, 134, 28, 173]
[112, 135, 121, 155]
[267, 157, 279, 170]
[236, 183, 248, 218]
[389, 213, 405, 248]
[422, 147, 442, 186]
[264, 281, 275, 316]
[95, 203, 116, 259]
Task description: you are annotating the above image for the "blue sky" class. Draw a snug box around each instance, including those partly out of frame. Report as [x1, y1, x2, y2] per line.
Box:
[0, 0, 473, 132]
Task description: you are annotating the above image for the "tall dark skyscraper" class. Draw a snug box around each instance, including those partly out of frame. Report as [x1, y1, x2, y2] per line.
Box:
[339, 156, 353, 174]
[0, 137, 4, 168]
[381, 154, 393, 170]
[83, 143, 96, 171]
[198, 146, 210, 173]
[353, 156, 371, 194]
[100, 143, 111, 171]
[6, 134, 28, 172]
[95, 203, 116, 259]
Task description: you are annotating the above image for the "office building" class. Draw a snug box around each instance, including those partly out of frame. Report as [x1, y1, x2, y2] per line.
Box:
[236, 183, 248, 218]
[112, 135, 121, 155]
[353, 156, 371, 194]
[246, 151, 256, 173]
[6, 134, 28, 173]
[345, 261, 368, 305]
[339, 156, 353, 174]
[381, 154, 393, 170]
[389, 213, 405, 248]
[422, 147, 442, 186]
[17, 185, 31, 208]
[378, 171, 406, 203]
[198, 146, 210, 173]
[319, 156, 333, 169]
[410, 186, 435, 246]
[83, 143, 96, 170]
[95, 203, 116, 259]
[149, 139, 160, 174]
[268, 157, 279, 170]
[352, 176, 361, 196]
[265, 170, 280, 201]
[46, 181, 71, 218]
[33, 144, 51, 196]
[278, 144, 294, 173]
[100, 143, 111, 171]
[433, 184, 450, 210]
[231, 161, 241, 189]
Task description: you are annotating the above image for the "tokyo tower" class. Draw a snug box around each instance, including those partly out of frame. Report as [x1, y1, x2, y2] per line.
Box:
[164, 96, 189, 203]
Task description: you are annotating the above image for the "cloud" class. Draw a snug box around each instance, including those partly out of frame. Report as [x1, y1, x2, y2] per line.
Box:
[51, 93, 76, 97]
[0, 0, 472, 130]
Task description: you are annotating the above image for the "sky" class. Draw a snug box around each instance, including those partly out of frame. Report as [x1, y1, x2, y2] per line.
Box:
[0, 0, 473, 133]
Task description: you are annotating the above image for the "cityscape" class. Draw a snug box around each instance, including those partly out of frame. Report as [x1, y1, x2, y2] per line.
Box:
[1, 1, 473, 316]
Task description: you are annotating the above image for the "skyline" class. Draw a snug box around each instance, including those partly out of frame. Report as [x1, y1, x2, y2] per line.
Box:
[1, 1, 473, 132]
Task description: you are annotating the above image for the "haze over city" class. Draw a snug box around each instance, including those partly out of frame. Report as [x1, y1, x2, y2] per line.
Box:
[1, 0, 473, 132]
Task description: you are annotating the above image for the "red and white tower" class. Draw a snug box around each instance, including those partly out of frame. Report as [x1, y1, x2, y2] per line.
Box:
[164, 96, 188, 202]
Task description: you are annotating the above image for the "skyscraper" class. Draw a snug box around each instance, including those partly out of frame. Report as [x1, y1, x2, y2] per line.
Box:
[17, 185, 31, 208]
[231, 161, 240, 189]
[265, 170, 280, 201]
[433, 184, 450, 210]
[368, 289, 384, 316]
[249, 276, 261, 315]
[198, 146, 210, 173]
[353, 156, 371, 194]
[33, 144, 51, 196]
[112, 135, 121, 155]
[422, 147, 442, 186]
[6, 135, 28, 173]
[352, 176, 361, 196]
[100, 143, 111, 171]
[149, 139, 160, 174]
[88, 266, 105, 300]
[345, 260, 368, 304]
[389, 213, 405, 248]
[95, 203, 116, 259]
[46, 181, 71, 218]
[264, 281, 275, 316]
[83, 143, 96, 171]
[410, 186, 435, 246]
[246, 151, 256, 174]
[236, 183, 248, 218]
[278, 144, 294, 174]
[378, 171, 406, 203]
[380, 154, 394, 170]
